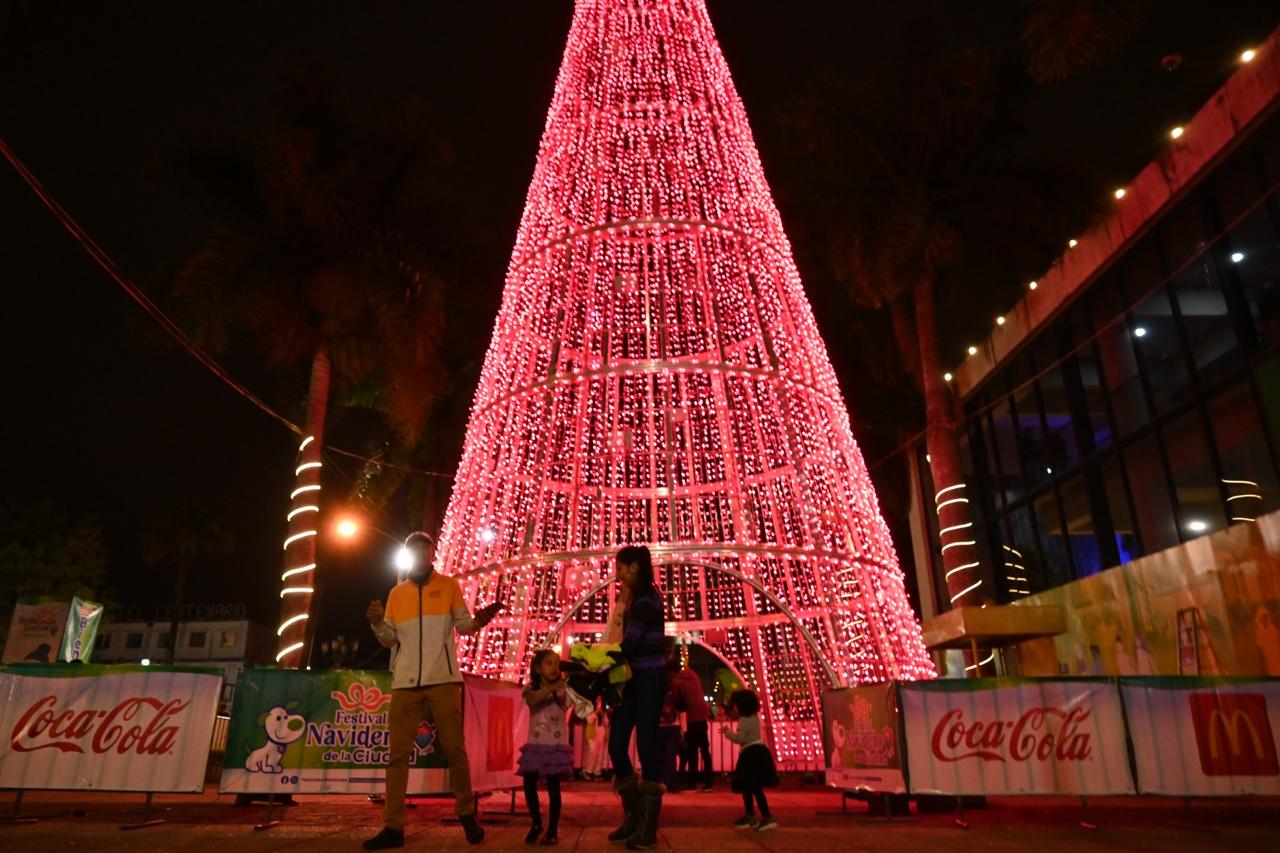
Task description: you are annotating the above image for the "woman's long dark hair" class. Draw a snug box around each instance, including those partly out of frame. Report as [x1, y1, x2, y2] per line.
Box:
[616, 544, 655, 594]
[528, 648, 555, 689]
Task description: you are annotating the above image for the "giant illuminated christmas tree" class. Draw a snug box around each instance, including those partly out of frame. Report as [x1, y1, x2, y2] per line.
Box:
[437, 0, 935, 763]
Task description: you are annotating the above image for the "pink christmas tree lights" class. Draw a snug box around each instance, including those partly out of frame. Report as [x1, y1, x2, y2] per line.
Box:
[437, 0, 935, 763]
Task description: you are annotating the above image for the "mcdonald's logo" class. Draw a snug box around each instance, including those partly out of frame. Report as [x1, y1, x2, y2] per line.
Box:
[1189, 693, 1278, 777]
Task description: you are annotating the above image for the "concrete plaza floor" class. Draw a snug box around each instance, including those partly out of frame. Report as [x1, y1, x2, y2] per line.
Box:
[2, 780, 1278, 851]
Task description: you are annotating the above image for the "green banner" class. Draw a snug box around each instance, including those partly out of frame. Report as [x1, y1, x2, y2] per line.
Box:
[60, 596, 103, 663]
[220, 668, 451, 794]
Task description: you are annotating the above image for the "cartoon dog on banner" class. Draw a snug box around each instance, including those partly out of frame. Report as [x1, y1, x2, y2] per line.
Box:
[246, 703, 306, 773]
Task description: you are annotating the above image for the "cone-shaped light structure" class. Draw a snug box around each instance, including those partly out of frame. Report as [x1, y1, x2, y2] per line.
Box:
[438, 0, 935, 762]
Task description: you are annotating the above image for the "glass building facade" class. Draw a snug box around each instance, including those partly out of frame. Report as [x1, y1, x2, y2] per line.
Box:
[916, 109, 1280, 607]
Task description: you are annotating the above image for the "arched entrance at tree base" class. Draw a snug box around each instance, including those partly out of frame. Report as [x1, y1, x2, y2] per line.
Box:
[545, 558, 836, 769]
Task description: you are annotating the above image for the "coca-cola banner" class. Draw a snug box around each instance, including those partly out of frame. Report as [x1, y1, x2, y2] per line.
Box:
[0, 663, 222, 792]
[220, 669, 527, 795]
[1121, 676, 1280, 796]
[820, 684, 906, 793]
[901, 678, 1135, 795]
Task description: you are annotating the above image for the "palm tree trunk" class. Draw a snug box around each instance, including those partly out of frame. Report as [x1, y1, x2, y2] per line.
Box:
[889, 295, 921, 392]
[276, 344, 332, 668]
[914, 276, 988, 613]
[166, 565, 187, 664]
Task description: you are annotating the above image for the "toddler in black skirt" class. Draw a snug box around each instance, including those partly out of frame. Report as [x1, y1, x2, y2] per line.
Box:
[723, 689, 778, 832]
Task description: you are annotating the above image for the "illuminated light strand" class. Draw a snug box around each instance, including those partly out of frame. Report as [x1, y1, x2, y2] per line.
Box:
[287, 505, 319, 522]
[934, 483, 966, 502]
[940, 539, 977, 553]
[280, 586, 314, 598]
[281, 563, 317, 581]
[277, 613, 308, 636]
[949, 579, 984, 604]
[276, 641, 304, 662]
[295, 461, 323, 476]
[299, 435, 315, 452]
[1001, 544, 1023, 558]
[946, 561, 981, 580]
[1226, 493, 1263, 502]
[939, 522, 973, 537]
[290, 484, 321, 500]
[282, 530, 317, 550]
[935, 496, 970, 513]
[1221, 478, 1259, 487]
[965, 651, 996, 672]
[431, 0, 938, 760]
[1232, 516, 1257, 523]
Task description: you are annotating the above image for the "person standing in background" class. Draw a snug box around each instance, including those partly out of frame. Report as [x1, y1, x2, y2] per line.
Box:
[672, 658, 712, 791]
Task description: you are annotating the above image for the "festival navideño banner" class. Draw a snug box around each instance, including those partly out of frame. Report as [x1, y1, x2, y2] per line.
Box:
[820, 684, 906, 793]
[0, 663, 222, 792]
[219, 669, 528, 795]
[900, 678, 1135, 796]
[1121, 676, 1280, 796]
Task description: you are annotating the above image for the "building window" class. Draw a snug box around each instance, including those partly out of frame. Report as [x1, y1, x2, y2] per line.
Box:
[158, 633, 171, 649]
[1168, 253, 1240, 385]
[1207, 382, 1280, 522]
[1092, 287, 1148, 437]
[1131, 290, 1193, 415]
[1124, 432, 1181, 554]
[126, 633, 143, 649]
[220, 630, 238, 649]
[1163, 410, 1227, 538]
[1229, 206, 1280, 346]
[189, 631, 207, 649]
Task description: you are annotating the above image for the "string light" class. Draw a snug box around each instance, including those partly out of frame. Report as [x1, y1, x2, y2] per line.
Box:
[1170, 126, 1184, 140]
[995, 316, 1005, 326]
[1241, 49, 1256, 63]
[276, 641, 304, 662]
[1113, 188, 1126, 200]
[279, 432, 322, 666]
[943, 372, 953, 382]
[287, 505, 319, 522]
[1068, 238, 1079, 248]
[281, 563, 316, 581]
[282, 530, 317, 550]
[433, 0, 935, 763]
[1028, 280, 1038, 290]
[967, 345, 978, 356]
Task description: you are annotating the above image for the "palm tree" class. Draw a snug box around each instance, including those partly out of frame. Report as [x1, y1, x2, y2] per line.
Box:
[170, 95, 453, 667]
[779, 24, 1102, 625]
[1023, 0, 1151, 83]
[142, 501, 232, 663]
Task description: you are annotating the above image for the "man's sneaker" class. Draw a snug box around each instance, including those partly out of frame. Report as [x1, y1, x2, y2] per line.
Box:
[362, 827, 405, 850]
[754, 817, 778, 832]
[459, 813, 485, 845]
[733, 814, 757, 828]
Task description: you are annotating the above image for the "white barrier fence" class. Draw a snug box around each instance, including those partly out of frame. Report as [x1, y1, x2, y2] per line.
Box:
[824, 676, 1280, 798]
[0, 663, 222, 793]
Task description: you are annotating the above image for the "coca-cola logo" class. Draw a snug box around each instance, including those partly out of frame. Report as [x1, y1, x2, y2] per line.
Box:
[10, 695, 189, 756]
[930, 706, 1094, 763]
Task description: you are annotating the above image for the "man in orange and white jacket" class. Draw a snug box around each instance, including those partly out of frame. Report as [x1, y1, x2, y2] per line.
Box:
[362, 532, 501, 850]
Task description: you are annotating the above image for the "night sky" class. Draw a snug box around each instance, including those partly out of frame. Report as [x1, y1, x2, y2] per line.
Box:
[2, 1, 1277, 653]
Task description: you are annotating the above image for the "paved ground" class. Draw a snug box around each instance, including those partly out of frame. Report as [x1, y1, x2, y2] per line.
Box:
[2, 780, 1278, 851]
